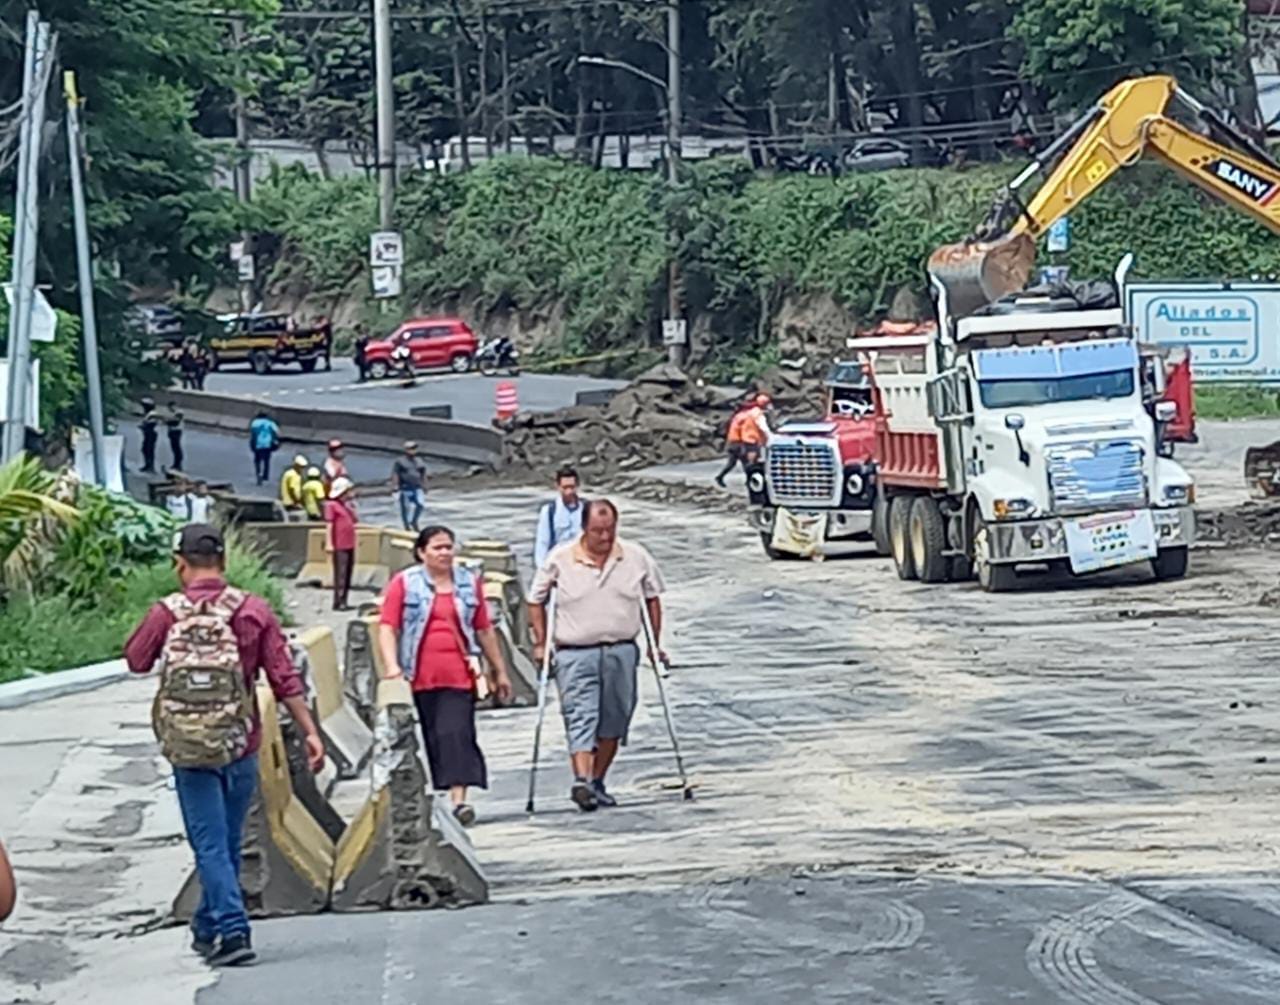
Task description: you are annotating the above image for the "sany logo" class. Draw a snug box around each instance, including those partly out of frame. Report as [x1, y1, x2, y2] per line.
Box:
[1206, 158, 1279, 204]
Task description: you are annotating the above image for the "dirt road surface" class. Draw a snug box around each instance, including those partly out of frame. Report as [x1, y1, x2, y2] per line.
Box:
[5, 429, 1280, 1004]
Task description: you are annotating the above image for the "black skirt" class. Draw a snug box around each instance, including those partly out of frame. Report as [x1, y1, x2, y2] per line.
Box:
[412, 688, 488, 790]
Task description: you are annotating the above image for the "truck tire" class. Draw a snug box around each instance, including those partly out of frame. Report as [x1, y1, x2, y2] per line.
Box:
[299, 358, 317, 373]
[871, 489, 891, 557]
[973, 519, 1017, 593]
[250, 351, 272, 376]
[909, 497, 949, 583]
[1152, 547, 1189, 581]
[889, 496, 917, 580]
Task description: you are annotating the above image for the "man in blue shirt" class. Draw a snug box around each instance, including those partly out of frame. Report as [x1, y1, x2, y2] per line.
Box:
[533, 466, 585, 571]
[248, 411, 281, 486]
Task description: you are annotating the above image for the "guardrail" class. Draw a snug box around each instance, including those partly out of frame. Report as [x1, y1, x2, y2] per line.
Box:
[167, 389, 501, 465]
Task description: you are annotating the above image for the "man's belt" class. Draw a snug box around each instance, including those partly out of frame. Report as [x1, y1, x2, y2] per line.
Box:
[556, 640, 636, 651]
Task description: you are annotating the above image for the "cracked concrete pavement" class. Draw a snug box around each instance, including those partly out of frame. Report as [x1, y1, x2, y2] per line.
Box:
[4, 428, 1280, 1004]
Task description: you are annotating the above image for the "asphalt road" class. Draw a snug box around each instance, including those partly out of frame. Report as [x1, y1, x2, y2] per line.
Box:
[203, 359, 626, 426]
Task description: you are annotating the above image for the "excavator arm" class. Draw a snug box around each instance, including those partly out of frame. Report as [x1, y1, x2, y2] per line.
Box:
[930, 74, 1280, 315]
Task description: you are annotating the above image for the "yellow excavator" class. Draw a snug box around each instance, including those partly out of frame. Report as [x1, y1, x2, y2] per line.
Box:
[927, 73, 1280, 495]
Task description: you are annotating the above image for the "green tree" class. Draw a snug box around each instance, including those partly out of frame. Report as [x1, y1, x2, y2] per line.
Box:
[1011, 0, 1243, 108]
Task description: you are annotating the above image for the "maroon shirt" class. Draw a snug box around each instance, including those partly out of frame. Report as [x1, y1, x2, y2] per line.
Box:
[325, 497, 357, 551]
[124, 576, 303, 757]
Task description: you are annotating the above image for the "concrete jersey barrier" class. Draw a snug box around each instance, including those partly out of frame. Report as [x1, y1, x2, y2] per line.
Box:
[166, 388, 502, 465]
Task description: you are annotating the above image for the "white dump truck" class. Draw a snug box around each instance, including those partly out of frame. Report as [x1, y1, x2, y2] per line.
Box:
[857, 264, 1196, 592]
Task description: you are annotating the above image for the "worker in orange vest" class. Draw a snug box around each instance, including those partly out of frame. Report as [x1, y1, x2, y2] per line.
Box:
[716, 393, 772, 487]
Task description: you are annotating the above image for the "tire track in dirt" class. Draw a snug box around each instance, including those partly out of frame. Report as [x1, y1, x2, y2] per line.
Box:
[1025, 895, 1159, 1005]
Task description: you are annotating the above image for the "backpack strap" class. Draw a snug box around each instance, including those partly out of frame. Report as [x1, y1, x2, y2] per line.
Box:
[160, 587, 247, 621]
[545, 499, 556, 547]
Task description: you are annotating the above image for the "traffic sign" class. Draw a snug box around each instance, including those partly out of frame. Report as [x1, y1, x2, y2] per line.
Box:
[371, 265, 402, 299]
[1047, 216, 1071, 253]
[237, 255, 255, 282]
[370, 231, 404, 267]
[661, 319, 687, 346]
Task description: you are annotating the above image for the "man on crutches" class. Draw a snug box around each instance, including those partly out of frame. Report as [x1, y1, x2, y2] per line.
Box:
[528, 498, 666, 812]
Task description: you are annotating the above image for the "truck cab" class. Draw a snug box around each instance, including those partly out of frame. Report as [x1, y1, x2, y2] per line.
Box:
[745, 359, 881, 558]
[861, 287, 1196, 591]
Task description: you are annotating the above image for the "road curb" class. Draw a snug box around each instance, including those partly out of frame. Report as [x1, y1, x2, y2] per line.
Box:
[0, 659, 129, 710]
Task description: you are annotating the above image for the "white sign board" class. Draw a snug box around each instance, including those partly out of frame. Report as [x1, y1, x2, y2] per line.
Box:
[72, 428, 125, 492]
[237, 255, 256, 282]
[3, 285, 57, 342]
[661, 319, 688, 346]
[371, 265, 402, 299]
[0, 358, 41, 428]
[1127, 281, 1280, 383]
[229, 240, 245, 264]
[1047, 216, 1071, 253]
[370, 231, 404, 267]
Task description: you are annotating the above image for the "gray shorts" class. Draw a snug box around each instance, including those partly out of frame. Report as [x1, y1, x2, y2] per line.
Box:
[555, 642, 639, 754]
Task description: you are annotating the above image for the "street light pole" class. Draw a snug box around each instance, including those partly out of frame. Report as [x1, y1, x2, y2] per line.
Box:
[664, 0, 684, 367]
[373, 0, 396, 231]
[64, 71, 107, 487]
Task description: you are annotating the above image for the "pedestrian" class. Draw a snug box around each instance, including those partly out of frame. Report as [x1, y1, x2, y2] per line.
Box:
[166, 402, 185, 473]
[318, 316, 333, 371]
[179, 341, 201, 389]
[189, 481, 214, 524]
[194, 345, 211, 389]
[301, 466, 326, 521]
[324, 477, 357, 611]
[124, 524, 324, 967]
[0, 834, 16, 922]
[528, 499, 667, 812]
[353, 327, 370, 382]
[248, 411, 281, 486]
[533, 465, 585, 570]
[323, 439, 347, 487]
[377, 525, 513, 826]
[140, 397, 159, 473]
[280, 454, 308, 519]
[715, 399, 754, 487]
[392, 440, 427, 532]
[737, 392, 773, 466]
[166, 478, 193, 522]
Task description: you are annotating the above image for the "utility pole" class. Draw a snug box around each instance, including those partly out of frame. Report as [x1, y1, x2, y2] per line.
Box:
[63, 71, 107, 487]
[373, 0, 396, 230]
[231, 17, 255, 312]
[4, 16, 51, 462]
[664, 0, 684, 367]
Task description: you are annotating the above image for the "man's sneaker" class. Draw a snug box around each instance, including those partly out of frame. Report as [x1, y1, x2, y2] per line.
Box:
[453, 803, 476, 827]
[209, 933, 256, 968]
[591, 779, 618, 808]
[191, 929, 217, 960]
[571, 779, 598, 812]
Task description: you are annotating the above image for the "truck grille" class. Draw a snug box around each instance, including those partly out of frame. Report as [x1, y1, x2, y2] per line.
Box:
[1046, 440, 1147, 514]
[767, 440, 840, 508]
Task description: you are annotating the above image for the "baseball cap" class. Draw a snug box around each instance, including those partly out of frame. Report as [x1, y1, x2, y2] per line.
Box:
[404, 440, 418, 451]
[173, 523, 225, 558]
[328, 438, 343, 450]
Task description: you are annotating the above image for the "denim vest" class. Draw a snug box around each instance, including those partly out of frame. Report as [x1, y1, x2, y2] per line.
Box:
[397, 565, 481, 685]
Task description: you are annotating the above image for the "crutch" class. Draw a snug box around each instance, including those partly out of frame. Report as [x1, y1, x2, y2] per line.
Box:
[638, 599, 694, 801]
[525, 587, 557, 814]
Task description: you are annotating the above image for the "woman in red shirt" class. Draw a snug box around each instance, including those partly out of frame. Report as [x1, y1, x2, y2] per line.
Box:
[325, 477, 358, 611]
[378, 525, 512, 826]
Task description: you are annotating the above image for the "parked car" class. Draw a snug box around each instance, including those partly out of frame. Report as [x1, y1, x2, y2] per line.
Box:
[208, 312, 330, 374]
[363, 318, 478, 379]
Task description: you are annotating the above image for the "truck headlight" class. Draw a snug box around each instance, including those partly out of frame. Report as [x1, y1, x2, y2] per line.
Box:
[1162, 484, 1194, 504]
[993, 498, 1035, 520]
[845, 472, 865, 496]
[748, 472, 765, 493]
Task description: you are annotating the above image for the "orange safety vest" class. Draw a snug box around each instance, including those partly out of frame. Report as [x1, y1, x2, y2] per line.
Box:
[738, 406, 767, 446]
[726, 409, 751, 444]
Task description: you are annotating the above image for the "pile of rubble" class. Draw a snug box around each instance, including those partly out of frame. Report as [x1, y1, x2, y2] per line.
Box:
[499, 362, 815, 478]
[1196, 501, 1280, 549]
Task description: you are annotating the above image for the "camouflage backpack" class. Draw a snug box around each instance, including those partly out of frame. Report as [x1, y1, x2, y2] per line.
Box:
[151, 588, 254, 768]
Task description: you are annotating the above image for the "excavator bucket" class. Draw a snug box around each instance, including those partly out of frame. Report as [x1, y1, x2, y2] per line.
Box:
[1244, 441, 1280, 498]
[927, 233, 1038, 318]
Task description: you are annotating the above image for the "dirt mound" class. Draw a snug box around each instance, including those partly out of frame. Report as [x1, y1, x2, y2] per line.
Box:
[1196, 501, 1280, 549]
[498, 363, 817, 478]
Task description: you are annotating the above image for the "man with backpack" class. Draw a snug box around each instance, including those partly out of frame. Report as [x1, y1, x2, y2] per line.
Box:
[532, 465, 585, 572]
[124, 524, 323, 968]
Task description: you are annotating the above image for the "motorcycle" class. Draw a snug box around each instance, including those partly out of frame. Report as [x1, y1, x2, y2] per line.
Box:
[476, 336, 520, 376]
[390, 343, 416, 380]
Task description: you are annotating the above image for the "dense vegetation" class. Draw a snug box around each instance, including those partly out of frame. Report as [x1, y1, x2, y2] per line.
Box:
[256, 156, 1280, 375]
[0, 460, 281, 681]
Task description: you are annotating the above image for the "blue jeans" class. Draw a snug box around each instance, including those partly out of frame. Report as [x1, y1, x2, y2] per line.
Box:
[173, 753, 259, 940]
[398, 487, 424, 530]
